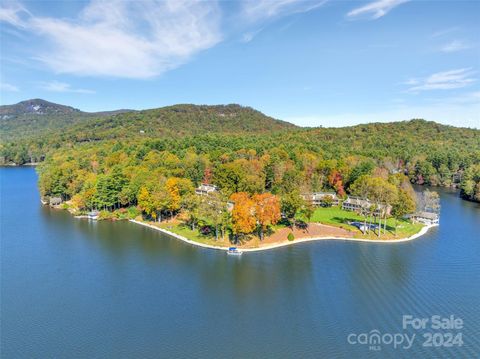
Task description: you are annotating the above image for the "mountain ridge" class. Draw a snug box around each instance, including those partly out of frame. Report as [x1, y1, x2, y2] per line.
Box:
[0, 100, 296, 143]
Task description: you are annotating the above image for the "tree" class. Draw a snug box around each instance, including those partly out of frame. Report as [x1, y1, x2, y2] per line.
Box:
[423, 189, 441, 214]
[181, 193, 202, 230]
[151, 187, 169, 222]
[94, 174, 115, 210]
[321, 195, 334, 207]
[351, 175, 398, 237]
[70, 193, 86, 212]
[296, 200, 314, 225]
[109, 166, 127, 207]
[165, 177, 181, 219]
[391, 189, 416, 234]
[138, 187, 156, 220]
[377, 180, 398, 235]
[350, 175, 375, 234]
[230, 192, 256, 240]
[328, 170, 345, 197]
[460, 164, 480, 202]
[347, 161, 375, 189]
[200, 192, 229, 241]
[281, 190, 305, 228]
[80, 173, 97, 210]
[253, 193, 281, 240]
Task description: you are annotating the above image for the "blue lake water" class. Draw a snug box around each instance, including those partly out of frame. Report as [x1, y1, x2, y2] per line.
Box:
[1, 167, 479, 358]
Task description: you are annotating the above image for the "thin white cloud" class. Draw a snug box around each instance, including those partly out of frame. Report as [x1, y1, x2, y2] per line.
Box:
[0, 1, 29, 28]
[239, 0, 325, 43]
[431, 27, 460, 38]
[242, 0, 326, 22]
[0, 0, 329, 77]
[0, 82, 19, 92]
[347, 0, 409, 20]
[440, 40, 472, 53]
[405, 68, 476, 92]
[1, 0, 222, 79]
[39, 81, 95, 94]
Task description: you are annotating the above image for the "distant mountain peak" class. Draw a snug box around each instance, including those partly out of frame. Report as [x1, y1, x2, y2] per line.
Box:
[0, 99, 82, 117]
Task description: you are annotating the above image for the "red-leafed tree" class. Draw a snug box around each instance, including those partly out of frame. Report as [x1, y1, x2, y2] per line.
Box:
[328, 170, 345, 197]
[203, 166, 213, 184]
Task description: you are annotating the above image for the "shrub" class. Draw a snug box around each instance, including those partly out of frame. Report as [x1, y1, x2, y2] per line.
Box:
[287, 232, 295, 241]
[127, 206, 141, 219]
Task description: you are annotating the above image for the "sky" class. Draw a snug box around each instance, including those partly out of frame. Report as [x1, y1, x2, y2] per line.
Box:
[0, 0, 479, 128]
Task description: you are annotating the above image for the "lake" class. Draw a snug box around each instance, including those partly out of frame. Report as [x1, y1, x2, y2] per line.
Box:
[1, 167, 479, 358]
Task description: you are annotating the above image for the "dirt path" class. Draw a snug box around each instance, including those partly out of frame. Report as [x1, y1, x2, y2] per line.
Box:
[261, 223, 355, 245]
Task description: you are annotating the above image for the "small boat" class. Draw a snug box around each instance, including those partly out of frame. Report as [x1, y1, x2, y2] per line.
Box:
[87, 211, 99, 220]
[227, 247, 243, 256]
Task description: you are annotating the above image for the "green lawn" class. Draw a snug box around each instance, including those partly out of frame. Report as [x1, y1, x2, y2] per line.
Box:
[155, 221, 228, 246]
[310, 206, 364, 230]
[310, 206, 424, 239]
[142, 206, 424, 245]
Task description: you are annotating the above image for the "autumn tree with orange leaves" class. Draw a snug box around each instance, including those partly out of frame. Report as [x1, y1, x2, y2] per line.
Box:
[230, 192, 256, 240]
[253, 193, 281, 240]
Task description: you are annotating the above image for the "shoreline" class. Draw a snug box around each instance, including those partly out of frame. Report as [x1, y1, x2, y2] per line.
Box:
[0, 163, 39, 167]
[129, 219, 438, 252]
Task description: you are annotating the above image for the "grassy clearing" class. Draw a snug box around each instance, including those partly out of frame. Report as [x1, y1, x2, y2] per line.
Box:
[311, 206, 424, 239]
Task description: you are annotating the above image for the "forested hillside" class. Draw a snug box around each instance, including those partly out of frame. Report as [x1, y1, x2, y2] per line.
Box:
[1, 102, 295, 163]
[1, 100, 479, 204]
[35, 123, 480, 206]
[1, 99, 132, 143]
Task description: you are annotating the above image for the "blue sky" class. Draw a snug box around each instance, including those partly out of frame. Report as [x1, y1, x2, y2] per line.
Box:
[1, 0, 479, 128]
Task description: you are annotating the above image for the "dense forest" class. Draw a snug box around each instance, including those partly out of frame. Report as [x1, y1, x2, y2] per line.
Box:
[0, 99, 131, 143]
[1, 102, 295, 164]
[2, 101, 480, 209]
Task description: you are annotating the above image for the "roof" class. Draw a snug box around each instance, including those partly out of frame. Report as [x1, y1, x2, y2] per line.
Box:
[302, 192, 338, 200]
[343, 197, 390, 210]
[196, 184, 218, 191]
[415, 211, 439, 219]
[343, 197, 371, 206]
[312, 192, 338, 198]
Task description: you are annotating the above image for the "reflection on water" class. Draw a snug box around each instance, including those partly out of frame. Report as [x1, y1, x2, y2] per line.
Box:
[1, 167, 479, 358]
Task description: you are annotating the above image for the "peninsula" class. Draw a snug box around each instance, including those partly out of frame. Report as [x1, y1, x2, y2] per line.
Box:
[2, 100, 471, 251]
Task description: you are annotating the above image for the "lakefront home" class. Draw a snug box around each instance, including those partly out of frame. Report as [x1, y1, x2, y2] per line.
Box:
[195, 184, 218, 196]
[342, 196, 391, 215]
[302, 192, 339, 206]
[407, 211, 440, 225]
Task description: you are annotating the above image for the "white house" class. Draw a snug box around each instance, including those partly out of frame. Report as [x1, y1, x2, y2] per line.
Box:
[195, 184, 218, 196]
[408, 211, 440, 225]
[302, 192, 339, 206]
[342, 196, 391, 215]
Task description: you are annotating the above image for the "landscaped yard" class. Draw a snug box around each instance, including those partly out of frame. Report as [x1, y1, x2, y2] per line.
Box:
[310, 206, 424, 239]
[310, 206, 364, 230]
[153, 220, 231, 246]
[139, 206, 425, 247]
